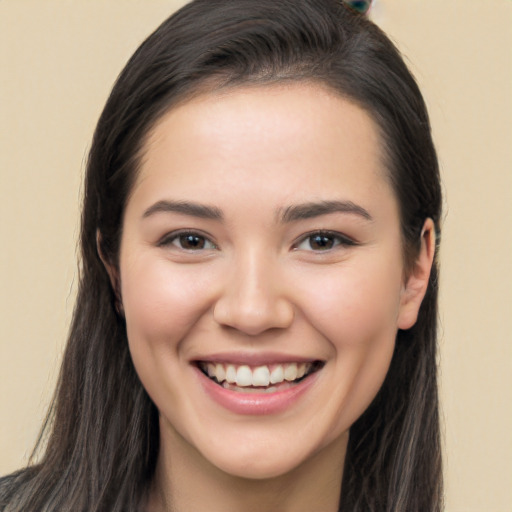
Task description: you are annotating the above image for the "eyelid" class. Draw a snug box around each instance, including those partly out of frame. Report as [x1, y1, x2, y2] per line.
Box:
[292, 230, 358, 251]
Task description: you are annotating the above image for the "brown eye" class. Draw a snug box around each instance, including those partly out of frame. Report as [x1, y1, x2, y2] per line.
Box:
[309, 234, 336, 250]
[160, 231, 217, 251]
[295, 231, 356, 252]
[178, 234, 207, 250]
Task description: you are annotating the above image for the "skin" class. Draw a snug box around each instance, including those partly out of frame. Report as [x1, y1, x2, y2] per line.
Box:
[106, 83, 435, 512]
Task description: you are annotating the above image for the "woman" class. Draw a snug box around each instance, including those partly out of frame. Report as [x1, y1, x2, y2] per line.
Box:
[0, 0, 443, 510]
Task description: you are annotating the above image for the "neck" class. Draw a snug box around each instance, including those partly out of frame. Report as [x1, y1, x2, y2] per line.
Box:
[147, 421, 348, 512]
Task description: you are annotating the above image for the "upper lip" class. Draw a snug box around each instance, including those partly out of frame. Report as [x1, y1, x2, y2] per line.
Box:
[191, 352, 320, 366]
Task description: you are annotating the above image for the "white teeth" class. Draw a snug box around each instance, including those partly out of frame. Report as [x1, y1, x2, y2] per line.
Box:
[203, 361, 314, 387]
[284, 363, 298, 381]
[269, 365, 284, 384]
[236, 365, 253, 387]
[226, 365, 237, 384]
[252, 366, 270, 387]
[215, 363, 226, 382]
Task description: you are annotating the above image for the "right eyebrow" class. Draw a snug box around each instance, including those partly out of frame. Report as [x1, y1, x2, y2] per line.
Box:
[142, 200, 224, 220]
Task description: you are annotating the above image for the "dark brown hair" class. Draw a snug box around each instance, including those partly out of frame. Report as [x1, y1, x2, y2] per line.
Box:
[0, 1, 442, 510]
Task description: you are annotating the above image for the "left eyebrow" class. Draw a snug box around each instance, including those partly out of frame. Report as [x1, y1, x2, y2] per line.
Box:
[278, 200, 373, 223]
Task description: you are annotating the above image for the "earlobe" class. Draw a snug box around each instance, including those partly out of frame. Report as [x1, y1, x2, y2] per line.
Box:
[397, 218, 436, 330]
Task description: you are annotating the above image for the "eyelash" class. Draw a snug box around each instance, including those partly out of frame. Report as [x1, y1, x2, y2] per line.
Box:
[158, 229, 356, 253]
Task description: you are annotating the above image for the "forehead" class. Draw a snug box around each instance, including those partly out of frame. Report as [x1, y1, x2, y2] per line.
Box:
[132, 83, 393, 215]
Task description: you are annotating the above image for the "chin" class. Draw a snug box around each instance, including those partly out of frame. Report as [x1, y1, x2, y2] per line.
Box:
[212, 452, 309, 481]
[194, 426, 347, 482]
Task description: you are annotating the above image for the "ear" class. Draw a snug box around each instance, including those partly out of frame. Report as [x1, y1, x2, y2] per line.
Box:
[397, 218, 436, 330]
[96, 230, 122, 304]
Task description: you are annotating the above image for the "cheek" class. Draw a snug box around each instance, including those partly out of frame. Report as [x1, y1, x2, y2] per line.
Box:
[294, 259, 403, 425]
[119, 256, 220, 413]
[297, 260, 403, 348]
[120, 257, 216, 352]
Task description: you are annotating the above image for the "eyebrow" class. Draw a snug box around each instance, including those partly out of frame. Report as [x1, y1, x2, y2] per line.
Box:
[142, 198, 372, 223]
[143, 200, 223, 220]
[278, 200, 373, 223]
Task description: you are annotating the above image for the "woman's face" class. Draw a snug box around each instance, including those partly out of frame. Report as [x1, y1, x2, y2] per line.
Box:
[116, 83, 424, 479]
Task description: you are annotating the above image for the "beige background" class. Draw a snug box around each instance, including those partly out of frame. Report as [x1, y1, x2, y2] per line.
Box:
[1, 1, 511, 510]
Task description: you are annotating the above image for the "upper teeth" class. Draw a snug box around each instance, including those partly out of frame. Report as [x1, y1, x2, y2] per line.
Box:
[203, 362, 310, 387]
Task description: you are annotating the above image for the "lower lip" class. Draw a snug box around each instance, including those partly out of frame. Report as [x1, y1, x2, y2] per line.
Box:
[195, 367, 319, 415]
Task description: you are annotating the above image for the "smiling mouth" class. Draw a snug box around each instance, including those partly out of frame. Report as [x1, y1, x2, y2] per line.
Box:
[196, 361, 324, 393]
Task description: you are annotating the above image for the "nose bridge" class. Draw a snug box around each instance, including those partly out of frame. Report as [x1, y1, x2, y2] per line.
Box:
[213, 245, 294, 335]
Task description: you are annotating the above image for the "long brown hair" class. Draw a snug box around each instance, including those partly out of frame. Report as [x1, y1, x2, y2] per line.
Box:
[0, 1, 442, 510]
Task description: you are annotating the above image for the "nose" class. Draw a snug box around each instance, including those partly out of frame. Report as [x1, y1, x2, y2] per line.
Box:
[213, 251, 294, 336]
